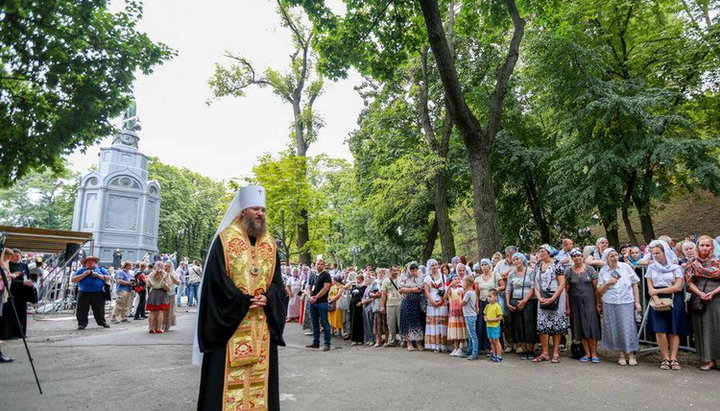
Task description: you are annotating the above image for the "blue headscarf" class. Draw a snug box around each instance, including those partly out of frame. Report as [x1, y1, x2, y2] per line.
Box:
[480, 258, 492, 269]
[512, 252, 528, 266]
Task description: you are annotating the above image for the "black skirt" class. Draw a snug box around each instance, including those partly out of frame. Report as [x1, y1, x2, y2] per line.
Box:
[511, 299, 538, 344]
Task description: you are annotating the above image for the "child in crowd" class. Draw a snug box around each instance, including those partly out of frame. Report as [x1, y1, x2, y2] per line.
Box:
[462, 275, 479, 360]
[484, 289, 504, 362]
[446, 275, 467, 357]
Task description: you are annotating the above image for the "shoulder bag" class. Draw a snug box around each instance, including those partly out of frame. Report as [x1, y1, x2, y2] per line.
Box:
[688, 278, 709, 314]
[539, 264, 559, 311]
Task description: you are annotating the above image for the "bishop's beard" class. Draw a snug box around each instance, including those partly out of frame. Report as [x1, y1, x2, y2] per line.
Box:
[241, 214, 267, 239]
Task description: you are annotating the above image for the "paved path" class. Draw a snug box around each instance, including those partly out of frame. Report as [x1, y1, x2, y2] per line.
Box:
[1, 313, 718, 410]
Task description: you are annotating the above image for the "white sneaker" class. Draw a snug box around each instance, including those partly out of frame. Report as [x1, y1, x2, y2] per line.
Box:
[450, 348, 461, 357]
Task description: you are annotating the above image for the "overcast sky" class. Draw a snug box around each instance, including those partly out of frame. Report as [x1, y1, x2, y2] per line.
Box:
[67, 0, 363, 181]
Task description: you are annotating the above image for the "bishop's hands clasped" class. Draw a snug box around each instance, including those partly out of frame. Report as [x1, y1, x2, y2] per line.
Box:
[249, 294, 267, 309]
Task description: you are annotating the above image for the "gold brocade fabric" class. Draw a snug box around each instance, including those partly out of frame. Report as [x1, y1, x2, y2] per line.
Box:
[219, 219, 276, 411]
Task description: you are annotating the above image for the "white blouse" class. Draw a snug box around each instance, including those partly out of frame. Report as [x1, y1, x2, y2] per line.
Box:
[598, 262, 639, 305]
[644, 265, 684, 289]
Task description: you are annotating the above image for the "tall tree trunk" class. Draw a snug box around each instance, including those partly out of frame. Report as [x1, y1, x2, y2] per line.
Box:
[434, 170, 455, 260]
[416, 48, 456, 261]
[632, 166, 656, 243]
[621, 206, 638, 245]
[418, 0, 524, 257]
[621, 172, 638, 244]
[599, 206, 620, 248]
[522, 172, 551, 243]
[292, 99, 311, 265]
[422, 216, 439, 262]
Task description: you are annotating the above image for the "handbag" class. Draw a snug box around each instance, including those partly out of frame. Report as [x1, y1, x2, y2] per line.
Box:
[539, 265, 559, 311]
[337, 291, 350, 311]
[103, 282, 112, 301]
[570, 341, 585, 359]
[650, 297, 673, 311]
[688, 279, 709, 314]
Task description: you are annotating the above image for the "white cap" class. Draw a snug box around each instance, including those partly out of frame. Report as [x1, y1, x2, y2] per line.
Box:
[238, 185, 266, 210]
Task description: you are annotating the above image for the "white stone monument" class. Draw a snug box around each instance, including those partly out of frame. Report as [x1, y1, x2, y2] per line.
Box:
[71, 105, 161, 265]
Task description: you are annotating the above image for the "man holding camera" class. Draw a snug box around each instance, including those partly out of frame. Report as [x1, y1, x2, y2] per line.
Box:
[71, 256, 111, 330]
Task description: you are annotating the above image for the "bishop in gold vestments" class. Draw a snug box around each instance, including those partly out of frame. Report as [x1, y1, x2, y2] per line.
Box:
[197, 196, 287, 411]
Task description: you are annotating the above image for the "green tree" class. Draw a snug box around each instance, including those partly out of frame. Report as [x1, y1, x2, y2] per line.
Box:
[148, 158, 229, 261]
[525, 0, 720, 246]
[209, 0, 324, 264]
[289, 0, 526, 257]
[0, 166, 78, 230]
[0, 1, 174, 187]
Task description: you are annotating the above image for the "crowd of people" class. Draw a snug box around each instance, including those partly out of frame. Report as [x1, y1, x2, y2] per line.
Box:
[73, 256, 204, 333]
[0, 249, 204, 363]
[283, 234, 720, 371]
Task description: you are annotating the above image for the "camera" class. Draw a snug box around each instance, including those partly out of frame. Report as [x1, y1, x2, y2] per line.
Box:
[437, 289, 445, 298]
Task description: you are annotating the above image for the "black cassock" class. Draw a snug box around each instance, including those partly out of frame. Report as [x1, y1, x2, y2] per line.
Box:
[197, 237, 287, 411]
[0, 261, 33, 340]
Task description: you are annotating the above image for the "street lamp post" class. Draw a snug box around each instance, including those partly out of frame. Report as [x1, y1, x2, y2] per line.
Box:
[350, 245, 360, 267]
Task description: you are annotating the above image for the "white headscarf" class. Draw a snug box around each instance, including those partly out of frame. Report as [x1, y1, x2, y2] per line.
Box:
[426, 259, 439, 278]
[191, 188, 257, 365]
[648, 239, 681, 274]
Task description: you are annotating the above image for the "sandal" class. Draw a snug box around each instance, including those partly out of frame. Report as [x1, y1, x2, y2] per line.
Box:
[670, 359, 681, 371]
[660, 359, 670, 370]
[618, 357, 627, 366]
[551, 356, 560, 363]
[531, 355, 549, 363]
[628, 357, 637, 366]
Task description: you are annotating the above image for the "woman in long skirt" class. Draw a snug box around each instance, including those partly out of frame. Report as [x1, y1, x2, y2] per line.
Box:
[686, 235, 720, 371]
[565, 249, 602, 362]
[597, 249, 642, 366]
[424, 259, 450, 352]
[285, 268, 302, 322]
[399, 263, 425, 351]
[162, 262, 181, 332]
[349, 275, 367, 345]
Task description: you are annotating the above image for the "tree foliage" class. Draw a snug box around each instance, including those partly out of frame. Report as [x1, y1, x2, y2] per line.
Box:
[0, 0, 174, 187]
[0, 165, 78, 230]
[147, 158, 229, 261]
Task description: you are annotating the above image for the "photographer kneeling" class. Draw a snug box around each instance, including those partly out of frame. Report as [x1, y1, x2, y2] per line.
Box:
[72, 256, 111, 330]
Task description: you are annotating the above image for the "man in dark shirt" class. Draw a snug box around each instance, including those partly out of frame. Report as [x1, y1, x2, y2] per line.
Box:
[307, 258, 332, 351]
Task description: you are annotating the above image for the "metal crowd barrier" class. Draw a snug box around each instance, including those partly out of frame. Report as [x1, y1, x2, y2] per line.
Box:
[632, 265, 695, 354]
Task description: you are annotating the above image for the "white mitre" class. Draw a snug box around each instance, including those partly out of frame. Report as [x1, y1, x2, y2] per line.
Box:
[238, 185, 266, 210]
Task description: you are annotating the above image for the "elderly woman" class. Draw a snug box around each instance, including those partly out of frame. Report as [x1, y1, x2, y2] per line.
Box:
[505, 253, 537, 360]
[565, 248, 601, 362]
[644, 240, 691, 370]
[586, 237, 610, 267]
[678, 241, 696, 266]
[475, 259, 499, 354]
[424, 259, 450, 352]
[399, 263, 425, 351]
[686, 235, 720, 370]
[531, 245, 568, 363]
[161, 261, 181, 332]
[146, 262, 170, 334]
[598, 248, 642, 366]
